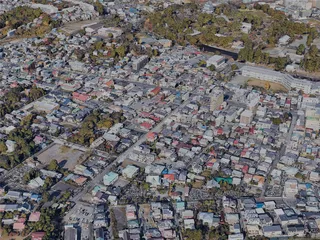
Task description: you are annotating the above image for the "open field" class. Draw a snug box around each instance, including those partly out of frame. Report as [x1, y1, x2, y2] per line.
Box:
[36, 143, 84, 170]
[247, 78, 289, 92]
[60, 20, 99, 35]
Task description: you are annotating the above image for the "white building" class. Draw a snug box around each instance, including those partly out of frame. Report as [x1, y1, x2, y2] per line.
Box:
[284, 179, 298, 197]
[240, 65, 319, 94]
[5, 140, 16, 153]
[207, 55, 226, 69]
[132, 55, 149, 71]
[97, 27, 123, 38]
[210, 89, 224, 111]
[278, 35, 291, 45]
[240, 110, 253, 125]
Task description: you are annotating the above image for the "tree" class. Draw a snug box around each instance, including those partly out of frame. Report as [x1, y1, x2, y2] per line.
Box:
[274, 57, 287, 71]
[207, 64, 216, 71]
[93, 1, 105, 15]
[309, 45, 318, 57]
[47, 159, 59, 171]
[116, 45, 127, 58]
[29, 87, 45, 101]
[0, 141, 7, 153]
[42, 191, 50, 202]
[184, 229, 202, 240]
[198, 60, 207, 67]
[296, 44, 305, 55]
[231, 64, 239, 71]
[97, 118, 113, 129]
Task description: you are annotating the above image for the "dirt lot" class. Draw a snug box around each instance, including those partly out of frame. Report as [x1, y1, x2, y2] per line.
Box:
[60, 20, 99, 35]
[112, 206, 127, 231]
[247, 78, 288, 92]
[37, 144, 84, 170]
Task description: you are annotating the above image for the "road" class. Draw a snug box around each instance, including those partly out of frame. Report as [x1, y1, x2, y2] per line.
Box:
[260, 113, 297, 198]
[116, 97, 191, 163]
[68, 93, 192, 205]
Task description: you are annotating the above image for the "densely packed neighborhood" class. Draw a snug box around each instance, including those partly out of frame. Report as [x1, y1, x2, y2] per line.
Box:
[1, 0, 320, 240]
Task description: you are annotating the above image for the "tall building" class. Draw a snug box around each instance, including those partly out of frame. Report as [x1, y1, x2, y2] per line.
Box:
[240, 110, 254, 125]
[210, 89, 224, 111]
[132, 55, 149, 71]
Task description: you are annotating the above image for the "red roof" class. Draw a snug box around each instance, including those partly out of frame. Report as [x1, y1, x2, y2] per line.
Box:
[106, 80, 114, 87]
[72, 92, 90, 102]
[32, 232, 46, 240]
[217, 128, 223, 135]
[29, 212, 41, 222]
[163, 174, 175, 181]
[150, 86, 161, 95]
[140, 122, 153, 130]
[13, 222, 25, 231]
[242, 165, 249, 174]
[149, 115, 161, 122]
[140, 111, 151, 118]
[16, 218, 26, 223]
[146, 132, 157, 141]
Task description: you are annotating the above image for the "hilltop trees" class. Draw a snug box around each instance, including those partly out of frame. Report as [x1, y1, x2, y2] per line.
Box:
[301, 45, 320, 72]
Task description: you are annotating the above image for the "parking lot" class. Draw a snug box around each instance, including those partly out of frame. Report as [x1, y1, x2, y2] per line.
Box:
[66, 203, 94, 224]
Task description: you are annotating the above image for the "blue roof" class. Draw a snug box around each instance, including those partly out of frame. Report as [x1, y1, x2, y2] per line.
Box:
[256, 202, 264, 208]
[306, 183, 312, 189]
[162, 168, 168, 174]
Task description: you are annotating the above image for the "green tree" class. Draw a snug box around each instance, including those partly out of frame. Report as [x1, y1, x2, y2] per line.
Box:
[296, 44, 305, 55]
[274, 57, 287, 71]
[47, 159, 59, 171]
[93, 1, 104, 15]
[198, 60, 207, 67]
[184, 229, 202, 240]
[0, 141, 7, 153]
[207, 64, 216, 71]
[231, 64, 239, 71]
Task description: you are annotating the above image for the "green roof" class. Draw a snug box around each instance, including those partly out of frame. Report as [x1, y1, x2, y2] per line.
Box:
[214, 177, 233, 184]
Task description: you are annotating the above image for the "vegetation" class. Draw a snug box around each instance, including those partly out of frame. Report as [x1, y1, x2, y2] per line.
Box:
[146, 3, 320, 72]
[69, 110, 125, 146]
[184, 229, 202, 240]
[23, 169, 41, 183]
[0, 127, 37, 169]
[208, 225, 230, 240]
[300, 45, 320, 72]
[0, 6, 60, 38]
[47, 159, 60, 171]
[296, 44, 306, 55]
[0, 86, 45, 118]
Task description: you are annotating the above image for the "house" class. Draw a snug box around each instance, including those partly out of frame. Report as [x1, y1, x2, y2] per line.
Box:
[228, 233, 244, 240]
[29, 212, 41, 222]
[5, 140, 16, 153]
[146, 175, 161, 187]
[263, 225, 282, 237]
[150, 86, 161, 96]
[279, 35, 291, 45]
[206, 55, 226, 69]
[13, 222, 25, 231]
[122, 165, 139, 179]
[184, 219, 195, 229]
[198, 212, 220, 228]
[103, 172, 119, 186]
[182, 210, 194, 219]
[31, 232, 46, 240]
[72, 92, 90, 103]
